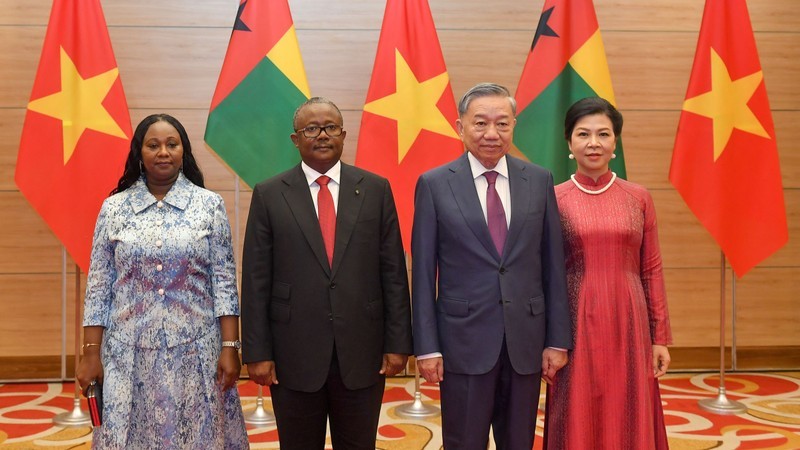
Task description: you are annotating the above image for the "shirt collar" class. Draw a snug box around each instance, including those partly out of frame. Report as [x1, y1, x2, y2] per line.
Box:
[301, 161, 342, 186]
[129, 172, 193, 214]
[467, 152, 509, 180]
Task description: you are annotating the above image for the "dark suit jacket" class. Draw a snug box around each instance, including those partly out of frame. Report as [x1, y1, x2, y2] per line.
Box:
[411, 153, 572, 375]
[241, 163, 412, 392]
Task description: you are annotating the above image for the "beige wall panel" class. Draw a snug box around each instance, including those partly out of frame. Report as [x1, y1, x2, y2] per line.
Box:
[663, 268, 732, 347]
[754, 33, 800, 111]
[0, 109, 26, 190]
[618, 111, 680, 188]
[605, 31, 699, 111]
[0, 274, 79, 357]
[109, 27, 229, 110]
[0, 192, 64, 274]
[596, 0, 798, 33]
[297, 30, 377, 111]
[3, 0, 796, 33]
[757, 190, 799, 269]
[735, 268, 800, 346]
[0, 26, 45, 107]
[440, 30, 531, 101]
[774, 111, 800, 189]
[650, 190, 719, 269]
[102, 0, 236, 27]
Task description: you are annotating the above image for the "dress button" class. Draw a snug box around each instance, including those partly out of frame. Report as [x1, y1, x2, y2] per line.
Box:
[156, 264, 163, 271]
[330, 283, 336, 289]
[156, 220, 163, 226]
[158, 288, 165, 295]
[156, 240, 163, 248]
[499, 267, 506, 274]
[157, 201, 164, 208]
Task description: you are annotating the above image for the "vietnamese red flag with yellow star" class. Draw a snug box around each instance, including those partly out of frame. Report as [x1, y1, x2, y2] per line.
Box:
[355, 0, 463, 251]
[15, 0, 132, 273]
[670, 0, 787, 277]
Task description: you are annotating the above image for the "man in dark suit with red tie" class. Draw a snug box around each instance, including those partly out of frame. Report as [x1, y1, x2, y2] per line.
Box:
[411, 83, 572, 449]
[241, 97, 412, 450]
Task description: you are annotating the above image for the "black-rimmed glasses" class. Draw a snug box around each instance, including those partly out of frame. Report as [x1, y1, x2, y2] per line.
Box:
[296, 124, 343, 139]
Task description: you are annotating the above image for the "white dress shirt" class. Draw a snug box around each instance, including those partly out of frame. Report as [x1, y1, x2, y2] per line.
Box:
[301, 161, 341, 215]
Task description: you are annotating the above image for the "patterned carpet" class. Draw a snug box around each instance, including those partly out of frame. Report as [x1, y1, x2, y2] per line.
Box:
[0, 372, 798, 449]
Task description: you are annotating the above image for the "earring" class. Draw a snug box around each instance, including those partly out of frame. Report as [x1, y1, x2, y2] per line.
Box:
[139, 161, 144, 172]
[611, 153, 617, 159]
[568, 154, 575, 160]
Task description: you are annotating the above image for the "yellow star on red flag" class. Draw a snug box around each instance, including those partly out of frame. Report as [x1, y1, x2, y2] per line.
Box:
[27, 47, 128, 164]
[363, 50, 459, 164]
[682, 48, 769, 161]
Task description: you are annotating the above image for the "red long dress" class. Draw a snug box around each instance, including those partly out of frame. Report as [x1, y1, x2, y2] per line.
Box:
[545, 171, 672, 450]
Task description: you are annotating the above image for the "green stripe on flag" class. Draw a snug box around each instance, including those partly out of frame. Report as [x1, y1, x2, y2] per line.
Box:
[514, 64, 626, 184]
[205, 57, 308, 187]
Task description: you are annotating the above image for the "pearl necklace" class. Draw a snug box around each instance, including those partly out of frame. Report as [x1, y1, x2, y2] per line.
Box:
[570, 172, 617, 195]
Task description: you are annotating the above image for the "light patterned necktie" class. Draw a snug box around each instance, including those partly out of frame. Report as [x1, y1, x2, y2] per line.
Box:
[483, 171, 507, 256]
[316, 175, 336, 267]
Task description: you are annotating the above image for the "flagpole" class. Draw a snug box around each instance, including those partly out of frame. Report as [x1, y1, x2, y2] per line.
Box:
[61, 248, 67, 380]
[698, 251, 746, 415]
[395, 365, 440, 419]
[395, 253, 439, 419]
[53, 263, 91, 426]
[235, 174, 277, 426]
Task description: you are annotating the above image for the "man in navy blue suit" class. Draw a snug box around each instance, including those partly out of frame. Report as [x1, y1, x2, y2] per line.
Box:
[411, 83, 572, 449]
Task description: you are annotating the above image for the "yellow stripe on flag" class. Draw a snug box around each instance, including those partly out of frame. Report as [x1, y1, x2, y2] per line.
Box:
[569, 30, 617, 105]
[267, 25, 311, 99]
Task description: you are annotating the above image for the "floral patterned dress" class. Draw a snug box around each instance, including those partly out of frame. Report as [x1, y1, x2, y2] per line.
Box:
[545, 171, 672, 450]
[83, 174, 249, 449]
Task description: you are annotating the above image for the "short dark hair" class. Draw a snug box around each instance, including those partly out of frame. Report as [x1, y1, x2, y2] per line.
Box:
[564, 97, 623, 140]
[292, 97, 343, 130]
[457, 83, 517, 117]
[111, 114, 204, 195]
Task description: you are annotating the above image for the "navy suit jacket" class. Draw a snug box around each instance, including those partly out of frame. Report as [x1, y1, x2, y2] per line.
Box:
[411, 153, 572, 375]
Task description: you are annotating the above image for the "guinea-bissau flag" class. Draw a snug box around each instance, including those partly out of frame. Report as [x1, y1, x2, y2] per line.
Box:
[670, 0, 787, 277]
[15, 0, 132, 273]
[355, 0, 463, 251]
[205, 0, 310, 188]
[513, 0, 625, 183]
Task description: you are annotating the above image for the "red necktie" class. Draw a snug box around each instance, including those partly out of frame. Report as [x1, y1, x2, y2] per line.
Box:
[316, 176, 336, 267]
[483, 171, 507, 256]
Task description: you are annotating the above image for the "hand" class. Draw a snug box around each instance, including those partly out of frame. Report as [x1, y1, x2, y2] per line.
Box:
[76, 351, 104, 396]
[247, 360, 278, 386]
[541, 348, 568, 385]
[652, 345, 671, 378]
[380, 353, 408, 377]
[216, 348, 242, 391]
[416, 357, 444, 384]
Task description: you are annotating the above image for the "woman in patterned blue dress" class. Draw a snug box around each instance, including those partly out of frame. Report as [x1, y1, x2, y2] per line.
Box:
[76, 114, 249, 449]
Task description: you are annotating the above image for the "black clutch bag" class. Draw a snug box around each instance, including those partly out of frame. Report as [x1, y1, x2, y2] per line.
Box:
[86, 380, 103, 427]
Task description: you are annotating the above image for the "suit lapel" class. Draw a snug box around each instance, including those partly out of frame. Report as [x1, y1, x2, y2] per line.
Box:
[448, 154, 499, 260]
[331, 164, 365, 277]
[281, 165, 331, 275]
[505, 156, 530, 260]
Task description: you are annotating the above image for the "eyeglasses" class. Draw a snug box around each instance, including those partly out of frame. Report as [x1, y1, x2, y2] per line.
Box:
[296, 124, 343, 139]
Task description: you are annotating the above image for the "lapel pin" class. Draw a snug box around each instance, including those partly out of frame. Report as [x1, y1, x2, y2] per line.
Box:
[355, 188, 360, 195]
